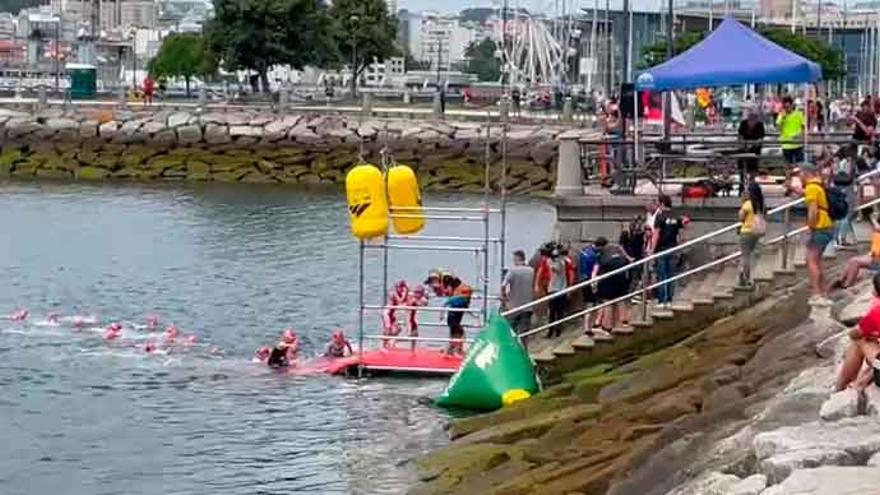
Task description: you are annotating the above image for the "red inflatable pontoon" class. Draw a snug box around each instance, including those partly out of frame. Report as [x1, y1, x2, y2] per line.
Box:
[293, 348, 464, 376]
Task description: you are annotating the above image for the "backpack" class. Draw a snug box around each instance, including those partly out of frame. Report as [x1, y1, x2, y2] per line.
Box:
[833, 159, 854, 186]
[824, 185, 849, 221]
[578, 246, 598, 281]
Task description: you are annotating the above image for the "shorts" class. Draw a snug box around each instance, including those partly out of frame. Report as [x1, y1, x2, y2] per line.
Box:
[870, 260, 880, 272]
[783, 147, 804, 165]
[808, 228, 835, 253]
[582, 285, 597, 304]
[447, 311, 465, 337]
[598, 273, 629, 301]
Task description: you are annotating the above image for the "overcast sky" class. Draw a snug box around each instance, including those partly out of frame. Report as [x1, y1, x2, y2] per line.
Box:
[398, 0, 669, 15]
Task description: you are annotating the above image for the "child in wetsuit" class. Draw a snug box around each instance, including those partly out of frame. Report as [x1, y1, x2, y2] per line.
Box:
[324, 331, 353, 358]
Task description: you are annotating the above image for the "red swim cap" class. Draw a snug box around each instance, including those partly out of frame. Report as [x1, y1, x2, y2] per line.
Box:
[282, 329, 297, 344]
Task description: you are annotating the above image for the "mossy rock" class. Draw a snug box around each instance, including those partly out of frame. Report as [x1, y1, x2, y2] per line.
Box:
[417, 444, 526, 493]
[456, 404, 601, 445]
[111, 167, 137, 179]
[187, 161, 210, 176]
[310, 157, 329, 174]
[0, 148, 23, 168]
[146, 154, 185, 171]
[299, 173, 320, 185]
[449, 395, 581, 440]
[283, 165, 309, 178]
[76, 148, 99, 167]
[211, 171, 240, 183]
[76, 166, 110, 180]
[120, 146, 160, 169]
[11, 164, 36, 177]
[240, 172, 277, 184]
[35, 168, 72, 180]
[209, 155, 252, 172]
[256, 159, 279, 174]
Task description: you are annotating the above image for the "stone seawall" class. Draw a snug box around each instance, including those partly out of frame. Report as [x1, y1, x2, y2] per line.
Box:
[0, 108, 562, 195]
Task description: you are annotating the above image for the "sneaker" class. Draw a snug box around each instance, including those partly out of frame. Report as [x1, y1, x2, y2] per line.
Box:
[808, 295, 833, 307]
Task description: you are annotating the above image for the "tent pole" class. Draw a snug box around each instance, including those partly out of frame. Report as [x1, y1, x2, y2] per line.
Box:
[803, 83, 809, 159]
[633, 88, 639, 191]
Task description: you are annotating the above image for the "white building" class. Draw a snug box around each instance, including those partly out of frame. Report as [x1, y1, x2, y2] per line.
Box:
[419, 14, 477, 71]
[385, 0, 397, 16]
[363, 56, 405, 86]
[121, 0, 158, 28]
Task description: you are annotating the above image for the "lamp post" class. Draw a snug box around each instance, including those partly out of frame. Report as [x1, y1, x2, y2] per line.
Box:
[350, 14, 359, 99]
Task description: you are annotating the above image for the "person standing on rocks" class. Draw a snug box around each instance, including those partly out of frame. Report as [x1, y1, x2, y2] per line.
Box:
[502, 250, 534, 336]
[836, 272, 880, 391]
[649, 195, 687, 309]
[801, 163, 836, 307]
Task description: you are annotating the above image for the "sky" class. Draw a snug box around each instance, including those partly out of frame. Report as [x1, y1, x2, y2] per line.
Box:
[398, 0, 668, 15]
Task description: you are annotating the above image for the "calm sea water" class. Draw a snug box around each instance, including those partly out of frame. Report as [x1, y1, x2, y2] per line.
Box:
[0, 181, 553, 495]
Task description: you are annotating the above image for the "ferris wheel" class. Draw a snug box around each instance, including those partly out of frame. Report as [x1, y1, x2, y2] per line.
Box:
[491, 0, 582, 87]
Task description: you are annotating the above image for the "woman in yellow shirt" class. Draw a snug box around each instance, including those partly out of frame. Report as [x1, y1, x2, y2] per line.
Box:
[801, 163, 835, 306]
[738, 180, 766, 287]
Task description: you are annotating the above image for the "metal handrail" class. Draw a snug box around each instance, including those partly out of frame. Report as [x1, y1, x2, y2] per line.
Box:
[503, 167, 880, 319]
[519, 193, 880, 340]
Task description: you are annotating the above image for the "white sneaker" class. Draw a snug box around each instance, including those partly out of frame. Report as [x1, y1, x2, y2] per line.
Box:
[809, 295, 833, 307]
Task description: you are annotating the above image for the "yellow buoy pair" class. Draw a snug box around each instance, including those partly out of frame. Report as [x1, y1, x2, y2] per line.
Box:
[345, 164, 425, 240]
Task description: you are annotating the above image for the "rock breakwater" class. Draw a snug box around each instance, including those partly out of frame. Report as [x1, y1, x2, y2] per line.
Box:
[0, 108, 571, 194]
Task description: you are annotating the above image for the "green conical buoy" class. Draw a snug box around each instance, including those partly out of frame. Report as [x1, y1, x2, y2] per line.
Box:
[435, 312, 540, 411]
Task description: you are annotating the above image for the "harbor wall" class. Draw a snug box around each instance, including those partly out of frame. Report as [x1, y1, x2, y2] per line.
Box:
[0, 107, 562, 195]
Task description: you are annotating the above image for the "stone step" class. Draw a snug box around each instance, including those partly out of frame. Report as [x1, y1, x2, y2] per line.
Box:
[589, 328, 615, 342]
[611, 325, 635, 335]
[693, 270, 721, 299]
[630, 319, 653, 329]
[716, 264, 740, 288]
[671, 301, 695, 312]
[651, 309, 675, 320]
[572, 334, 596, 350]
[531, 347, 556, 364]
[552, 340, 576, 357]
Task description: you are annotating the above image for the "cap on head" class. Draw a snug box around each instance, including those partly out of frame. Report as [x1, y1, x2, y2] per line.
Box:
[282, 329, 297, 344]
[799, 162, 818, 175]
[332, 330, 345, 342]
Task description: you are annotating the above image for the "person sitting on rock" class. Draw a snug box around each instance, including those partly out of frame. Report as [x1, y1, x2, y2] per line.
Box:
[836, 271, 880, 391]
[831, 212, 880, 292]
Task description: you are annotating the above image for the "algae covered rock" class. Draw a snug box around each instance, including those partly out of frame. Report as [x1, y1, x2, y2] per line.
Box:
[76, 166, 110, 180]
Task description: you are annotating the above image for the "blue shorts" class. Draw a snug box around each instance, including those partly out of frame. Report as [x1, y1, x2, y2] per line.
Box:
[808, 228, 835, 253]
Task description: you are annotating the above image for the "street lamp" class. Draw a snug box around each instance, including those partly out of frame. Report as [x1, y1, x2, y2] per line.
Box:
[350, 14, 359, 99]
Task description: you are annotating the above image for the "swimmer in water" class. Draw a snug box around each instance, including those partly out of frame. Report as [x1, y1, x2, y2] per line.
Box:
[104, 322, 123, 340]
[253, 346, 271, 363]
[267, 329, 299, 368]
[164, 324, 180, 344]
[47, 313, 60, 325]
[184, 335, 198, 346]
[324, 330, 353, 358]
[144, 341, 157, 354]
[146, 315, 159, 330]
[8, 309, 28, 321]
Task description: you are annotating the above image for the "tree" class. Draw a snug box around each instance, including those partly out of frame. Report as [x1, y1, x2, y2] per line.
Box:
[640, 28, 845, 80]
[205, 0, 335, 93]
[148, 33, 213, 97]
[465, 38, 501, 82]
[329, 0, 398, 97]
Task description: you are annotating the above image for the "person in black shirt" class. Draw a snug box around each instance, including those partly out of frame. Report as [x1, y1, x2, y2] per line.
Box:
[649, 195, 687, 308]
[738, 108, 765, 194]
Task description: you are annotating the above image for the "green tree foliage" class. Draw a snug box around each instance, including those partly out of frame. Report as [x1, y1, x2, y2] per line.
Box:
[329, 0, 398, 97]
[640, 28, 845, 80]
[465, 38, 501, 82]
[761, 28, 845, 80]
[205, 0, 335, 93]
[148, 33, 213, 96]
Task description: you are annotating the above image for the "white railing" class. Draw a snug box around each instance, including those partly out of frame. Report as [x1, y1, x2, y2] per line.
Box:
[507, 167, 880, 340]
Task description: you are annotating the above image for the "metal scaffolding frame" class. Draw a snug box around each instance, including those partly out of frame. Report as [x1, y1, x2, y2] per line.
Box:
[354, 116, 510, 374]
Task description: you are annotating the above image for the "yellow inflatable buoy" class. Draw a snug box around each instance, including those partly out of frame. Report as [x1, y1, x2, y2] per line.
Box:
[345, 164, 389, 240]
[387, 165, 425, 235]
[501, 389, 531, 407]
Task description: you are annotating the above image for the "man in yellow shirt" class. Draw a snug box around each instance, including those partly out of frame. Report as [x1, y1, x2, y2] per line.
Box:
[777, 96, 805, 165]
[802, 163, 835, 306]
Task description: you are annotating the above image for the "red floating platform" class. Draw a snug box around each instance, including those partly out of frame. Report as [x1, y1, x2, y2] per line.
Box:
[293, 348, 464, 376]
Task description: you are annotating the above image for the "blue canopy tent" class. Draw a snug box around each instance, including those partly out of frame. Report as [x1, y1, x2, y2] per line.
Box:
[635, 17, 822, 91]
[630, 17, 822, 180]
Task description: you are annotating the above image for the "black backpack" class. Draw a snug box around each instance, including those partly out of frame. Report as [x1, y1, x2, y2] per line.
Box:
[824, 185, 849, 221]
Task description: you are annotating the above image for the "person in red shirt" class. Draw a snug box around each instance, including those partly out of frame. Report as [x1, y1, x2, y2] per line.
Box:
[836, 272, 880, 390]
[143, 76, 155, 106]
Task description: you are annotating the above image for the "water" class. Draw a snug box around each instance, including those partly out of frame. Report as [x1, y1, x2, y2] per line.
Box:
[0, 181, 553, 495]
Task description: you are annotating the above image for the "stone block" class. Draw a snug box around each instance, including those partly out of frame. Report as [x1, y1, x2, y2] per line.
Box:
[98, 121, 119, 140]
[167, 111, 192, 128]
[819, 388, 860, 422]
[79, 120, 99, 139]
[176, 125, 202, 145]
[204, 124, 231, 144]
[6, 117, 40, 138]
[230, 125, 264, 138]
[760, 466, 880, 495]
